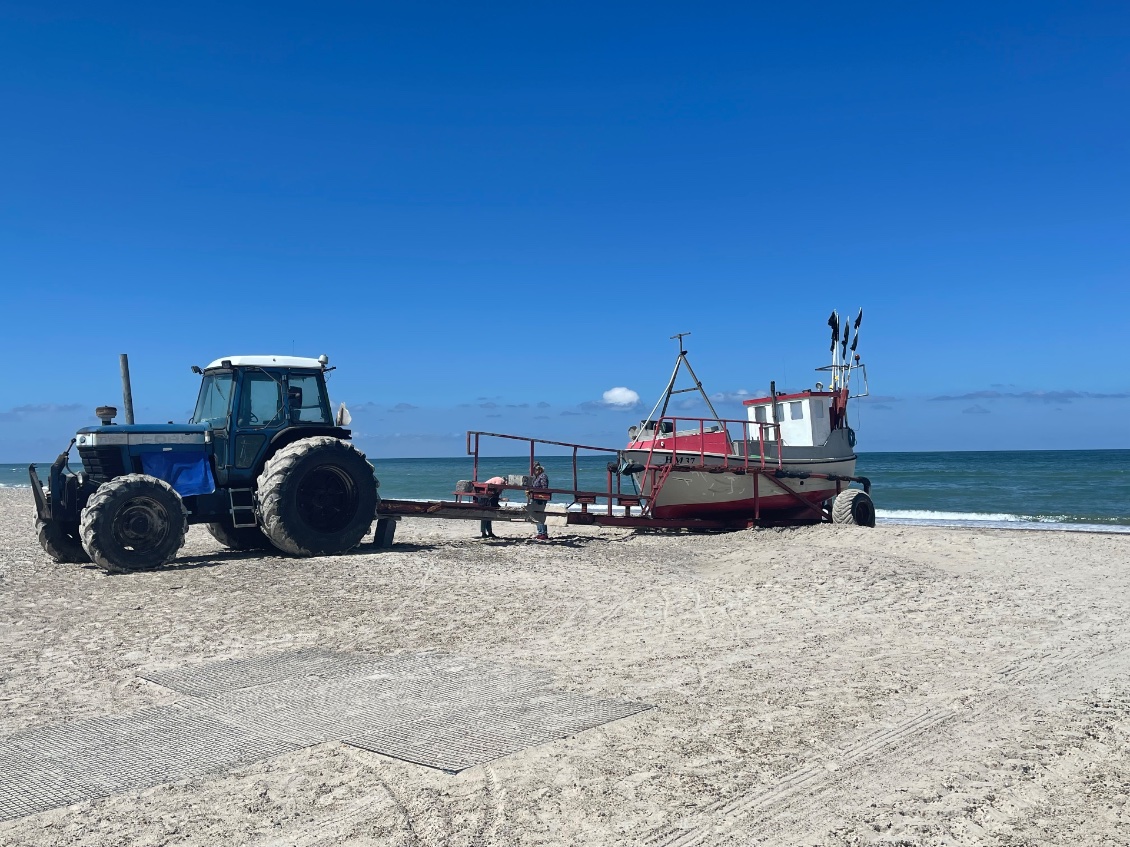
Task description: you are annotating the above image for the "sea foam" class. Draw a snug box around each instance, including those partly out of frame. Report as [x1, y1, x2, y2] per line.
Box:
[876, 509, 1130, 534]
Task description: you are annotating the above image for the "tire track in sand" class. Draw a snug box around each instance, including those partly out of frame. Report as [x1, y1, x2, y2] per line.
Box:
[647, 708, 956, 847]
[647, 641, 1130, 847]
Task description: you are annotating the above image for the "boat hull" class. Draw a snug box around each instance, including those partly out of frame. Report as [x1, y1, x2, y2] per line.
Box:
[624, 449, 856, 522]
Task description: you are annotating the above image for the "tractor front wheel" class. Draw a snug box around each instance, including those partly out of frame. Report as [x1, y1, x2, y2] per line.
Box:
[36, 517, 90, 564]
[256, 437, 377, 556]
[80, 474, 188, 573]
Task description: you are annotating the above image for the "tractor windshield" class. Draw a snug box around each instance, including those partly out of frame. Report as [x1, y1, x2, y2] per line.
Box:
[191, 372, 233, 425]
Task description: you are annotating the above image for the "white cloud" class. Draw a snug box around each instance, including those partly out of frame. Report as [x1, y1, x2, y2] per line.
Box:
[710, 390, 751, 403]
[601, 387, 640, 407]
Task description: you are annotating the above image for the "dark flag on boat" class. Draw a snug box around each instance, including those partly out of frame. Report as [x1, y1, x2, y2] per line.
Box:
[828, 310, 840, 352]
[851, 308, 862, 352]
[841, 322, 850, 359]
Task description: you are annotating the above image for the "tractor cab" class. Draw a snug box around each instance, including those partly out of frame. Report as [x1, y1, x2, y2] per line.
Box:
[190, 355, 338, 487]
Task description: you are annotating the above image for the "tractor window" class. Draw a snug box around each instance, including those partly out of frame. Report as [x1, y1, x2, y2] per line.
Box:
[238, 372, 284, 428]
[287, 374, 331, 423]
[191, 373, 233, 425]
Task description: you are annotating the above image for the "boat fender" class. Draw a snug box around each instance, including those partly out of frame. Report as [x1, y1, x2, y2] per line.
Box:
[846, 427, 857, 448]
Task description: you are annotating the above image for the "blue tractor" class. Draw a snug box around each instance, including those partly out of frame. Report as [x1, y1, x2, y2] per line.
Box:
[30, 355, 379, 574]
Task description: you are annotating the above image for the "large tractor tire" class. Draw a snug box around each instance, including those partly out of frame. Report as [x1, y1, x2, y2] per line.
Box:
[256, 437, 377, 557]
[831, 488, 876, 527]
[36, 517, 90, 564]
[205, 521, 272, 551]
[79, 474, 188, 573]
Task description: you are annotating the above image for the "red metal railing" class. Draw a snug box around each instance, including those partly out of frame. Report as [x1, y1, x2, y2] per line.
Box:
[465, 431, 635, 516]
[637, 415, 784, 476]
[630, 416, 784, 517]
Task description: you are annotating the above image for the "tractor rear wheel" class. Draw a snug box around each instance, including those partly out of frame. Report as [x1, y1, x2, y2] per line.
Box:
[205, 521, 271, 551]
[36, 518, 90, 563]
[256, 437, 377, 556]
[80, 474, 188, 573]
[831, 488, 876, 527]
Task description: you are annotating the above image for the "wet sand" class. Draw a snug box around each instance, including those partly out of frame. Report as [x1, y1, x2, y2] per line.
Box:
[2, 486, 1129, 846]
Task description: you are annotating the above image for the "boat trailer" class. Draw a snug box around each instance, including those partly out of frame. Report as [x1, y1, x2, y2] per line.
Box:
[371, 431, 871, 547]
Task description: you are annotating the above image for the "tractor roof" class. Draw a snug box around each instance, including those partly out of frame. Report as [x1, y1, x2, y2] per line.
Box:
[205, 355, 326, 370]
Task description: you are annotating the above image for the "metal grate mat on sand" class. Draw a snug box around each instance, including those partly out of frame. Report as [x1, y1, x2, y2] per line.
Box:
[1, 650, 651, 822]
[0, 704, 297, 822]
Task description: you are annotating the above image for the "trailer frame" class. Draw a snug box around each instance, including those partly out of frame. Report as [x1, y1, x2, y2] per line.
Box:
[370, 430, 871, 546]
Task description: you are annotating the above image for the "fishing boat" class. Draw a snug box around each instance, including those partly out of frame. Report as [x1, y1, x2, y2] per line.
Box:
[622, 311, 876, 526]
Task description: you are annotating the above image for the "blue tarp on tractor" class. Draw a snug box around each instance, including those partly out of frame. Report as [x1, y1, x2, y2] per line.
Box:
[140, 452, 216, 497]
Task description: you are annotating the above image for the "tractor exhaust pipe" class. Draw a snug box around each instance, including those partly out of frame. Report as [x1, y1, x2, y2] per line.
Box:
[119, 353, 135, 425]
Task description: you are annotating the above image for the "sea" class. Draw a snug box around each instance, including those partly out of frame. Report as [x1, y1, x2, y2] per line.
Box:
[4, 450, 1128, 533]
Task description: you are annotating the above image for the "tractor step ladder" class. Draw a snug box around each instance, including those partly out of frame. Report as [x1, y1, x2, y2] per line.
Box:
[228, 488, 257, 528]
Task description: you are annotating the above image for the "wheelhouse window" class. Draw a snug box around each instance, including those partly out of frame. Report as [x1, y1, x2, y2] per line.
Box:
[191, 373, 233, 425]
[789, 402, 804, 420]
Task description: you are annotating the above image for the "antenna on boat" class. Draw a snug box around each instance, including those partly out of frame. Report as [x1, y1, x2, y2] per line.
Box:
[828, 310, 841, 387]
[818, 307, 868, 400]
[844, 308, 862, 392]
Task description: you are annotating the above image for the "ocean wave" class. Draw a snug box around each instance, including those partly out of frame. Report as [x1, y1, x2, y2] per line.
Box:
[877, 509, 1025, 522]
[876, 509, 1130, 533]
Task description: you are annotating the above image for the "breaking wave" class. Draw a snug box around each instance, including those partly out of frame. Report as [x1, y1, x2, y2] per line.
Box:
[876, 509, 1130, 533]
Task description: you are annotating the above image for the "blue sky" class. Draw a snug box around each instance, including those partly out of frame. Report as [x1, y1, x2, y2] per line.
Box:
[1, 1, 1127, 460]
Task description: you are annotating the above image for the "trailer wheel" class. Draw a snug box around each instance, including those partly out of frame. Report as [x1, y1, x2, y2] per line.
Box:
[36, 518, 90, 563]
[80, 474, 188, 573]
[831, 488, 876, 527]
[257, 437, 377, 556]
[205, 521, 272, 551]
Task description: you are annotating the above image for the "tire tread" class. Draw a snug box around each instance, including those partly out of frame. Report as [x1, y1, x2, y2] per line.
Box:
[257, 437, 376, 557]
[36, 518, 90, 563]
[831, 488, 876, 527]
[79, 474, 187, 573]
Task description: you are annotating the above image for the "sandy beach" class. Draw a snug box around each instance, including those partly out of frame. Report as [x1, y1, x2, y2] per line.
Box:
[2, 485, 1129, 846]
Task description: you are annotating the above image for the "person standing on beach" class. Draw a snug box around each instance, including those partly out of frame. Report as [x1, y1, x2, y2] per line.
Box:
[477, 476, 505, 539]
[531, 462, 550, 540]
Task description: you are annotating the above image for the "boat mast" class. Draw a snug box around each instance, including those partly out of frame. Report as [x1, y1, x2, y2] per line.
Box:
[647, 332, 725, 427]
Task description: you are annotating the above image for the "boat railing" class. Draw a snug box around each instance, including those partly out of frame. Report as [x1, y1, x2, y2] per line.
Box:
[640, 416, 784, 474]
